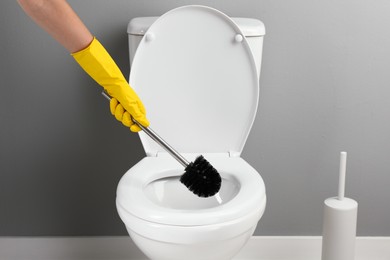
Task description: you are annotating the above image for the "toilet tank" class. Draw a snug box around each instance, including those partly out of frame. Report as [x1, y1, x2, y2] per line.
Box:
[127, 17, 265, 78]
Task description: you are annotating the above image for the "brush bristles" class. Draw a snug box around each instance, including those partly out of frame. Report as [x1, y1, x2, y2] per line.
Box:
[180, 155, 222, 197]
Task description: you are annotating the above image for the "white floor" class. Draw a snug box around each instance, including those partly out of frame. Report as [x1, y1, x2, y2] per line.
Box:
[0, 236, 389, 260]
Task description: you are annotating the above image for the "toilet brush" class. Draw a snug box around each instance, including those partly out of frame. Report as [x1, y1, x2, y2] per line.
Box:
[321, 151, 358, 260]
[102, 91, 222, 197]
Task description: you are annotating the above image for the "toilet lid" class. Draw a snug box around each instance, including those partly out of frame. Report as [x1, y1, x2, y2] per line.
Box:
[130, 5, 259, 155]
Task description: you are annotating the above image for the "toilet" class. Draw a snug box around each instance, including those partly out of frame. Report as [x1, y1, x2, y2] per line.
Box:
[116, 5, 266, 260]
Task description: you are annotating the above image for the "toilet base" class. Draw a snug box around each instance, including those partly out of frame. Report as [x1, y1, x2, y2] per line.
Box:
[127, 226, 256, 260]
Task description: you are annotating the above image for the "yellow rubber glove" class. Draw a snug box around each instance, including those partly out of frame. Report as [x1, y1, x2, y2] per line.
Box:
[71, 37, 149, 132]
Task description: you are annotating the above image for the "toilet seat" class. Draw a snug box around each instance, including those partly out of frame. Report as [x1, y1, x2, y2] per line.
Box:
[129, 5, 259, 156]
[116, 155, 266, 226]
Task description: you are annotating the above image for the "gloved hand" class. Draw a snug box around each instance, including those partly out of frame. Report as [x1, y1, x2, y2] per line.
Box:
[71, 37, 149, 132]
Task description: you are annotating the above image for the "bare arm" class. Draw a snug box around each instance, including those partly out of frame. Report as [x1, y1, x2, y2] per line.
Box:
[17, 0, 93, 53]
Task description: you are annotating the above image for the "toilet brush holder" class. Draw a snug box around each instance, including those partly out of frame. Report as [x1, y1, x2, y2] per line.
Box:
[321, 151, 358, 260]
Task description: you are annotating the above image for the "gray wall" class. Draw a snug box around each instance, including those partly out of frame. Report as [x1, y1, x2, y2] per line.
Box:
[1, 0, 390, 236]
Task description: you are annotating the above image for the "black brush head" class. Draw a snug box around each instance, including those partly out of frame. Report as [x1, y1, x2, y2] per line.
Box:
[180, 155, 222, 197]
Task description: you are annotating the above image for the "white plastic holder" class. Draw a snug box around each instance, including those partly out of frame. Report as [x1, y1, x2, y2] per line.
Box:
[321, 151, 358, 260]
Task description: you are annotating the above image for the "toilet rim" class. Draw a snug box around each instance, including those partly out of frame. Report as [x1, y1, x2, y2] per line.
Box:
[116, 156, 266, 226]
[117, 199, 265, 244]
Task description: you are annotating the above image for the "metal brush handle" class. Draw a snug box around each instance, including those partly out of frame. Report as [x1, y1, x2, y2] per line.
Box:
[101, 91, 189, 167]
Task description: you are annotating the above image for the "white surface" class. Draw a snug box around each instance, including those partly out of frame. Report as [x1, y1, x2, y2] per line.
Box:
[127, 226, 256, 260]
[322, 197, 358, 260]
[338, 151, 347, 200]
[128, 17, 266, 37]
[127, 17, 265, 79]
[116, 155, 265, 258]
[0, 236, 389, 260]
[122, 7, 264, 258]
[324, 196, 358, 210]
[119, 202, 263, 244]
[129, 5, 259, 156]
[116, 155, 265, 226]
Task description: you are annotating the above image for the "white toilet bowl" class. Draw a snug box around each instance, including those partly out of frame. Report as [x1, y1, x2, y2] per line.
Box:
[117, 155, 266, 260]
[116, 5, 266, 260]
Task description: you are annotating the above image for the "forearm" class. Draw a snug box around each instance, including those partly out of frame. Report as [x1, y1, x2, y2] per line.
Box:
[17, 0, 93, 53]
